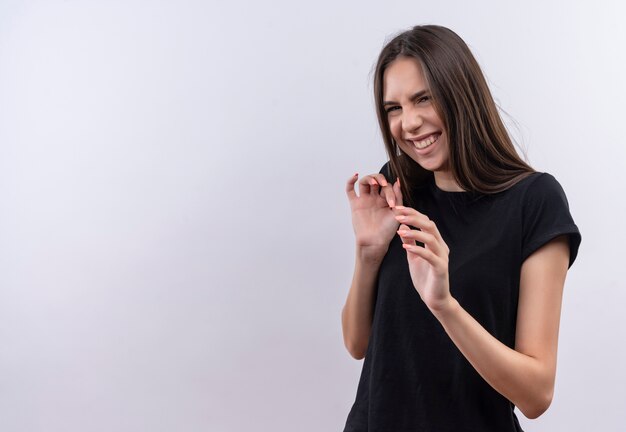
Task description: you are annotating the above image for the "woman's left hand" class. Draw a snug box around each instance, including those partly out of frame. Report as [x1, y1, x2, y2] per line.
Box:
[394, 205, 453, 312]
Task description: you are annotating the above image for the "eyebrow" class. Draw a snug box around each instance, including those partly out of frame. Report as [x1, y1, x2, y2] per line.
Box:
[383, 89, 429, 106]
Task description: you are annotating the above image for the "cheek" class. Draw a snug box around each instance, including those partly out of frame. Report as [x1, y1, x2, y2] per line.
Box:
[388, 118, 402, 139]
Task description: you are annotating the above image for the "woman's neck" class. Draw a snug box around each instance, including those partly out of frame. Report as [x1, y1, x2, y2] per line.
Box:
[433, 170, 465, 192]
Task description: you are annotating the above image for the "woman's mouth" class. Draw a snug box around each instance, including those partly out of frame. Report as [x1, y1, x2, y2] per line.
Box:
[409, 133, 440, 150]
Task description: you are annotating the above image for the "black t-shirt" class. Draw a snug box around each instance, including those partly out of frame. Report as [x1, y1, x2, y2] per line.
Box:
[343, 163, 582, 432]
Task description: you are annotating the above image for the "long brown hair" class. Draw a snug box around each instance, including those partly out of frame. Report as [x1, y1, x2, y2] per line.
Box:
[373, 25, 535, 206]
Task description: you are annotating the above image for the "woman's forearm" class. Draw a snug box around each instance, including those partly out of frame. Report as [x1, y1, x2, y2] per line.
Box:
[431, 297, 553, 419]
[341, 249, 383, 360]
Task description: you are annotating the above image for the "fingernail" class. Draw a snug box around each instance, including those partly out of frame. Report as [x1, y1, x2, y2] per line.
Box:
[395, 205, 405, 209]
[389, 199, 395, 207]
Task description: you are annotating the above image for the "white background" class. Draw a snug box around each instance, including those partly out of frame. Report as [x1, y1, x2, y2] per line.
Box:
[1, 1, 624, 431]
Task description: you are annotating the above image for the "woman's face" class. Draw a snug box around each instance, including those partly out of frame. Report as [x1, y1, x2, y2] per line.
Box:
[382, 56, 449, 173]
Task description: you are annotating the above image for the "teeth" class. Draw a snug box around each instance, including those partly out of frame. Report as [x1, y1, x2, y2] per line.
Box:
[413, 134, 439, 149]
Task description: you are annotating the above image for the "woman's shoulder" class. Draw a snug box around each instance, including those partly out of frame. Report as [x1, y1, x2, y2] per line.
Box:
[517, 171, 581, 267]
[518, 171, 561, 187]
[513, 171, 571, 203]
[498, 171, 570, 203]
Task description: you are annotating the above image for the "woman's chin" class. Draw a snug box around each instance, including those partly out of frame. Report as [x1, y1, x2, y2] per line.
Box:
[412, 158, 445, 173]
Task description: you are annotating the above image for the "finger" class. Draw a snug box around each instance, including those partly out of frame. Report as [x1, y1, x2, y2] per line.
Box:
[394, 206, 448, 252]
[369, 179, 381, 195]
[393, 206, 431, 230]
[402, 243, 444, 269]
[393, 177, 403, 207]
[370, 174, 396, 208]
[357, 175, 378, 195]
[380, 183, 397, 208]
[346, 173, 359, 199]
[372, 174, 389, 188]
[360, 173, 388, 193]
[397, 228, 442, 256]
[397, 224, 415, 246]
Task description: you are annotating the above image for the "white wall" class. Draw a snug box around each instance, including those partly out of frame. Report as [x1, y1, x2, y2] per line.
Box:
[0, 1, 624, 431]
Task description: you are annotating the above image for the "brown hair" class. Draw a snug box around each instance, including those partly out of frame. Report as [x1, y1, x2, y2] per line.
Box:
[373, 25, 535, 206]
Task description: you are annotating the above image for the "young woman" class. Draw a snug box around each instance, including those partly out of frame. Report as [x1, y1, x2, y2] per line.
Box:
[341, 25, 581, 431]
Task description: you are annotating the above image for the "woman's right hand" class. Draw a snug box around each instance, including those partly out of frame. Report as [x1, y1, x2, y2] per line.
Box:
[346, 172, 404, 262]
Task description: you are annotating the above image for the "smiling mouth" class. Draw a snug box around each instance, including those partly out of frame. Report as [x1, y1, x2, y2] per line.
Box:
[409, 133, 440, 150]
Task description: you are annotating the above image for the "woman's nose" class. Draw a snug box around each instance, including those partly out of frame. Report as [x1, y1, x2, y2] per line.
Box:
[402, 109, 423, 133]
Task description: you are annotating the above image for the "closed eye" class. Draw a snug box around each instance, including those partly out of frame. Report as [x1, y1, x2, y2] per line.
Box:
[385, 96, 430, 114]
[385, 106, 400, 114]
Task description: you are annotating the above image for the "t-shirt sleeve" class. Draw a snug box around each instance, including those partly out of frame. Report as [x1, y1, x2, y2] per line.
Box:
[522, 173, 581, 268]
[379, 161, 392, 182]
